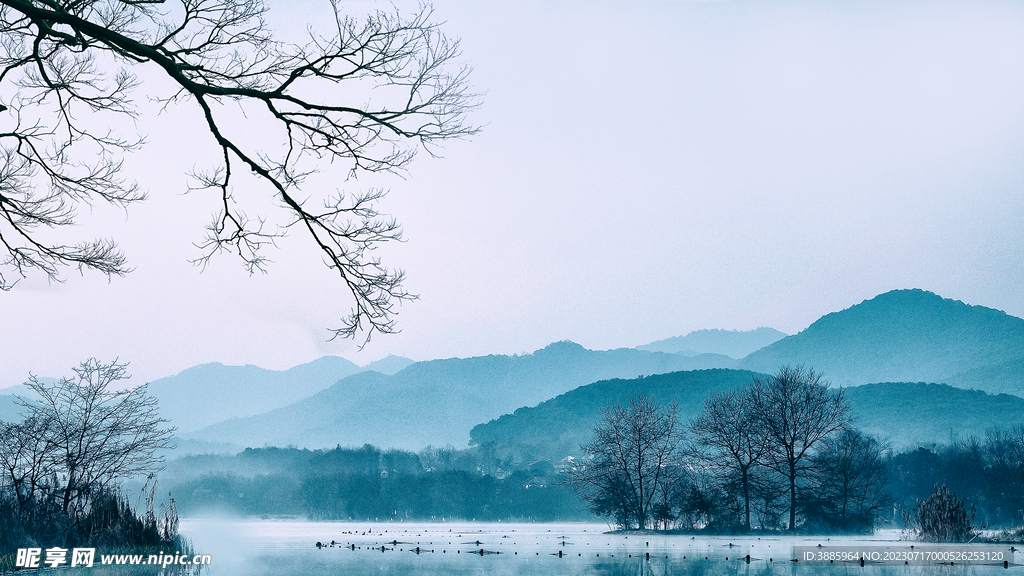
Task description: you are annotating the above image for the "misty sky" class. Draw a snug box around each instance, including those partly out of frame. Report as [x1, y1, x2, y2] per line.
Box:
[1, 0, 1022, 388]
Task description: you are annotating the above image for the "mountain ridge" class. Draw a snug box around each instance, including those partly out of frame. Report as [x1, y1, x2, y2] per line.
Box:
[637, 327, 787, 359]
[182, 342, 739, 450]
[739, 289, 1024, 390]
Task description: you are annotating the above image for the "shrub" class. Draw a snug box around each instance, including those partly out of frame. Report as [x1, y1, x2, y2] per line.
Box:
[903, 484, 976, 542]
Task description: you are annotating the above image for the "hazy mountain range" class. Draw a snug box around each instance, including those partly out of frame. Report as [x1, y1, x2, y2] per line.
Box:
[146, 354, 414, 433]
[5, 288, 1023, 457]
[182, 289, 1024, 452]
[182, 343, 738, 450]
[0, 356, 415, 434]
[637, 327, 787, 358]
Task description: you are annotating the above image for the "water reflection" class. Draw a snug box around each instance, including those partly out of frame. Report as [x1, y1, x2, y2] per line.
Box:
[78, 565, 203, 576]
[177, 520, 1017, 576]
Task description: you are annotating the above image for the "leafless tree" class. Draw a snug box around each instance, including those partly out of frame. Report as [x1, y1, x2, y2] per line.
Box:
[0, 415, 54, 523]
[564, 394, 686, 530]
[980, 426, 1024, 525]
[689, 386, 768, 531]
[15, 358, 175, 518]
[748, 365, 852, 531]
[674, 458, 720, 530]
[0, 0, 479, 341]
[805, 428, 891, 531]
[983, 425, 1024, 471]
[749, 472, 788, 529]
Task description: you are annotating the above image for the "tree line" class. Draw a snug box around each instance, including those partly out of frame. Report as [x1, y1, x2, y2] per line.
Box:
[166, 444, 585, 521]
[564, 366, 1024, 535]
[890, 429, 1024, 529]
[159, 432, 1024, 533]
[8, 362, 1020, 538]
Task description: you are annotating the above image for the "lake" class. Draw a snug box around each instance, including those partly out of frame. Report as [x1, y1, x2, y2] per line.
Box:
[163, 520, 1020, 576]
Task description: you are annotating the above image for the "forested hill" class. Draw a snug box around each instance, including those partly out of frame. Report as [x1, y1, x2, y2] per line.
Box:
[844, 382, 1024, 446]
[470, 370, 1024, 461]
[739, 289, 1024, 390]
[183, 342, 738, 451]
[469, 369, 760, 460]
[942, 357, 1024, 397]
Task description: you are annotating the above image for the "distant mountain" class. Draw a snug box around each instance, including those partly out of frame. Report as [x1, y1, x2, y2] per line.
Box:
[0, 394, 19, 423]
[845, 382, 1024, 447]
[638, 328, 788, 359]
[942, 358, 1024, 397]
[363, 355, 416, 375]
[0, 378, 58, 400]
[469, 371, 1024, 459]
[183, 341, 739, 450]
[739, 289, 1024, 390]
[0, 384, 33, 397]
[147, 356, 364, 433]
[0, 379, 57, 423]
[0, 357, 414, 434]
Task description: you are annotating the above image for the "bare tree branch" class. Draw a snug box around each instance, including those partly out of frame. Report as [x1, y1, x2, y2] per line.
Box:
[0, 0, 479, 340]
[689, 386, 770, 531]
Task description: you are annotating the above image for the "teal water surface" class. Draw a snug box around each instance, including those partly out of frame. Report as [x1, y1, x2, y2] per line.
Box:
[172, 520, 1019, 576]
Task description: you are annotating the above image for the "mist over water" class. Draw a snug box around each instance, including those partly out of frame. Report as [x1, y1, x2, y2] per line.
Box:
[177, 520, 1012, 576]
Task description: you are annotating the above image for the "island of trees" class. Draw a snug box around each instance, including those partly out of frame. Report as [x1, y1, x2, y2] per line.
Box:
[565, 366, 876, 532]
[563, 366, 1023, 541]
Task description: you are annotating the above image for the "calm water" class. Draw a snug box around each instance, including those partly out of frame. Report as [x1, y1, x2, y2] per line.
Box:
[168, 520, 1018, 576]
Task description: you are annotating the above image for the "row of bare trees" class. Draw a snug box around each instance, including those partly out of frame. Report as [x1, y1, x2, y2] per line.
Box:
[0, 359, 175, 549]
[565, 366, 891, 532]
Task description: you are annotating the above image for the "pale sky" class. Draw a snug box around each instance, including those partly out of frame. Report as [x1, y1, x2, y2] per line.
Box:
[1, 0, 1022, 388]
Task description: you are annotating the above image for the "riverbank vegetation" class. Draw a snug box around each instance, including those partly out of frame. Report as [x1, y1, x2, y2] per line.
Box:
[0, 360, 180, 561]
[165, 444, 585, 521]
[565, 366, 870, 532]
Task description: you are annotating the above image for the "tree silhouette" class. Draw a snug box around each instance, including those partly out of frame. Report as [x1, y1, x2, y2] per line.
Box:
[805, 428, 891, 532]
[15, 359, 174, 518]
[0, 415, 53, 525]
[689, 386, 768, 531]
[749, 365, 851, 531]
[0, 0, 479, 340]
[564, 394, 686, 530]
[903, 484, 976, 542]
